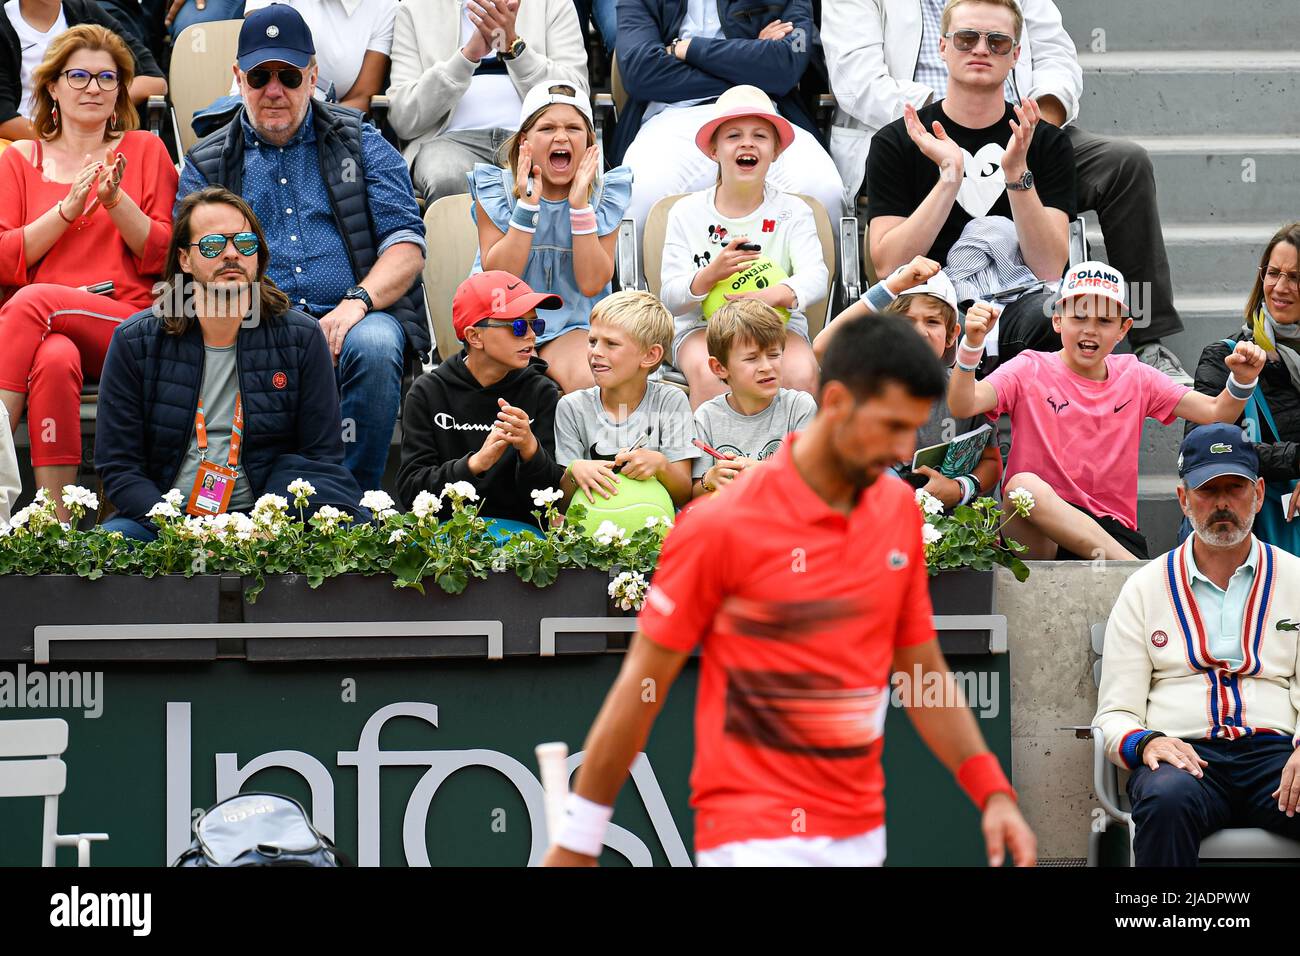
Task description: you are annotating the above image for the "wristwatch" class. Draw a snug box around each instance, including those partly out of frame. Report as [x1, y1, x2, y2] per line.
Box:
[343, 285, 373, 312]
[499, 36, 527, 60]
[1005, 169, 1035, 191]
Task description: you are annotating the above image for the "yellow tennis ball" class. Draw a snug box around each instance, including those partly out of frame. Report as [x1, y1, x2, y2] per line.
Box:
[701, 256, 791, 321]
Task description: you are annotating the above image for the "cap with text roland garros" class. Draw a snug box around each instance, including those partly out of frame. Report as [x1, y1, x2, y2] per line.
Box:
[1054, 260, 1127, 315]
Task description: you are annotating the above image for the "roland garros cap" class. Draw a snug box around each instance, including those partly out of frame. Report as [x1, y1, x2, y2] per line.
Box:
[1178, 423, 1260, 489]
[238, 4, 315, 71]
[1055, 260, 1128, 315]
[452, 271, 563, 340]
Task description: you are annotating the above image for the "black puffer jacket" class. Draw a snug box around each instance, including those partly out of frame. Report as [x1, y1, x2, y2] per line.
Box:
[1188, 329, 1300, 481]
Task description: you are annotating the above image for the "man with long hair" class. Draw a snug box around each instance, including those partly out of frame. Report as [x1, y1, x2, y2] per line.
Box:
[94, 186, 362, 539]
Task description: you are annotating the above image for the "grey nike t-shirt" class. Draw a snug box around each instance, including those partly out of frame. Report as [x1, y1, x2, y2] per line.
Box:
[691, 388, 817, 479]
[172, 344, 256, 512]
[554, 381, 698, 466]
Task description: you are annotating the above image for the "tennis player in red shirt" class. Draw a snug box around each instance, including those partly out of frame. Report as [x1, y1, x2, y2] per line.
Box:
[544, 313, 1036, 867]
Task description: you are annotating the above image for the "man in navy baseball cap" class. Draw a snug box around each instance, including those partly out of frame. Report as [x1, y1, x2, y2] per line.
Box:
[237, 4, 316, 71]
[1177, 423, 1265, 550]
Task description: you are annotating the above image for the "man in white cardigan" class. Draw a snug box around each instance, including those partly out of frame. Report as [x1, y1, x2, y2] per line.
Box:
[823, 0, 1189, 383]
[1095, 424, 1300, 866]
[384, 0, 589, 205]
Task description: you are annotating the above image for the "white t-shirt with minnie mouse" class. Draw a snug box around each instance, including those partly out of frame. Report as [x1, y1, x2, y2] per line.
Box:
[660, 186, 829, 359]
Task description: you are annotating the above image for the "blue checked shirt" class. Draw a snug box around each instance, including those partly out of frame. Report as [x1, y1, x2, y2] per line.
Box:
[178, 104, 425, 316]
[915, 0, 1018, 104]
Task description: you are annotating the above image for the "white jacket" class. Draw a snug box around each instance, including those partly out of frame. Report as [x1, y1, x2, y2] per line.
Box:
[1094, 536, 1300, 769]
[0, 404, 19, 524]
[822, 0, 1083, 199]
[385, 0, 589, 165]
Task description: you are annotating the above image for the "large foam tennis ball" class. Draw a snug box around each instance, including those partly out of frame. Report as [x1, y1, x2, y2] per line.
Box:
[701, 256, 791, 321]
[579, 476, 675, 537]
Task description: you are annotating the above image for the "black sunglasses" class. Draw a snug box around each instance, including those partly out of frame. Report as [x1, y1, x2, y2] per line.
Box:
[245, 67, 305, 90]
[190, 232, 260, 258]
[61, 69, 119, 91]
[476, 318, 546, 337]
[943, 29, 1017, 55]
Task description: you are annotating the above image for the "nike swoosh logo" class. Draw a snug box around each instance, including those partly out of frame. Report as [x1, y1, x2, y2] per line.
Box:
[1114, 400, 1133, 413]
[506, 281, 522, 291]
[588, 442, 617, 462]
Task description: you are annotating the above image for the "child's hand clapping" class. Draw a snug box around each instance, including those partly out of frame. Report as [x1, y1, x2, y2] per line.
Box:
[568, 145, 601, 206]
[515, 140, 541, 199]
[493, 397, 538, 459]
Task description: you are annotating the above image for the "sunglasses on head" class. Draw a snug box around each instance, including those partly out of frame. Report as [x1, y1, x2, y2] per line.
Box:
[190, 232, 260, 258]
[943, 29, 1017, 55]
[476, 318, 546, 337]
[245, 67, 305, 90]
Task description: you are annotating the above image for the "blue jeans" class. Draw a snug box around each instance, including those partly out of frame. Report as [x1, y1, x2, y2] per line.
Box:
[337, 310, 404, 493]
[169, 0, 246, 39]
[592, 0, 617, 47]
[101, 516, 158, 542]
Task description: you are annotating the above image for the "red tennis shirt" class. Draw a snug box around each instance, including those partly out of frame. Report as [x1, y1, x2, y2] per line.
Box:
[638, 434, 936, 851]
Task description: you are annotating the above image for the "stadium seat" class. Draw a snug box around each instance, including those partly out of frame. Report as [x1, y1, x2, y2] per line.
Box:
[421, 193, 480, 363]
[0, 718, 108, 866]
[169, 19, 244, 154]
[593, 53, 624, 158]
[1076, 621, 1300, 866]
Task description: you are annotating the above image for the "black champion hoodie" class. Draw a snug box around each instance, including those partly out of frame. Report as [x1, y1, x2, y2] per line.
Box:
[396, 352, 565, 525]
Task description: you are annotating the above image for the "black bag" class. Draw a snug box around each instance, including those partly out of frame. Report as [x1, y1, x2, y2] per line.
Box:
[173, 792, 349, 867]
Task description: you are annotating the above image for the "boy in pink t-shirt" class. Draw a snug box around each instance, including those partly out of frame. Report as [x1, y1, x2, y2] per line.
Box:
[948, 262, 1267, 560]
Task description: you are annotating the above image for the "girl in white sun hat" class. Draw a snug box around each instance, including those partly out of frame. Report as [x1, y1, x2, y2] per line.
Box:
[659, 85, 829, 410]
[468, 80, 633, 394]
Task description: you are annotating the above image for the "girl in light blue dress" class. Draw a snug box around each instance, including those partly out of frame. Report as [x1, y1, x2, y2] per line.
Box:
[467, 81, 632, 393]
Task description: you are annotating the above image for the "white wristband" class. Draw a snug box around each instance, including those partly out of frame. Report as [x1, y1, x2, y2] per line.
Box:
[554, 792, 613, 858]
[1226, 372, 1258, 400]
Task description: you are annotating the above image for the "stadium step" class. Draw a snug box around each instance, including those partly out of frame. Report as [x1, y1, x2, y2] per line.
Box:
[1137, 475, 1185, 556]
[1136, 135, 1300, 224]
[1076, 51, 1300, 136]
[1162, 295, 1250, 375]
[1087, 221, 1276, 299]
[1060, 0, 1294, 53]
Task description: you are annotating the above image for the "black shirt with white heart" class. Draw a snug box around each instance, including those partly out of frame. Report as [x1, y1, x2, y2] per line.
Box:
[864, 100, 1076, 267]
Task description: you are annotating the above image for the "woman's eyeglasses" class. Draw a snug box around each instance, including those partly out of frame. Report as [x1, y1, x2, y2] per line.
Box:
[1261, 266, 1300, 290]
[61, 69, 119, 91]
[245, 67, 305, 90]
[943, 29, 1017, 55]
[476, 318, 546, 337]
[190, 232, 261, 258]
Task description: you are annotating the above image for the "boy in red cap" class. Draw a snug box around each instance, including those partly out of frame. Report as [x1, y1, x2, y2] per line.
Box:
[396, 271, 567, 533]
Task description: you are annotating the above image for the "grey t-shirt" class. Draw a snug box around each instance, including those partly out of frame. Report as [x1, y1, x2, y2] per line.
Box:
[555, 381, 699, 466]
[172, 345, 256, 512]
[691, 388, 817, 479]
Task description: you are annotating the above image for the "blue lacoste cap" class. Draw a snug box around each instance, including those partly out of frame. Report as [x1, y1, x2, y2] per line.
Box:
[1178, 423, 1260, 489]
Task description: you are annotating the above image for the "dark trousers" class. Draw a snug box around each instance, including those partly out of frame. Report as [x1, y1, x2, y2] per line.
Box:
[1127, 736, 1300, 866]
[1068, 126, 1183, 345]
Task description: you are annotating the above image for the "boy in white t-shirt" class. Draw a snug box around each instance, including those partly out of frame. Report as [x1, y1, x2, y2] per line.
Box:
[659, 85, 828, 410]
[691, 299, 816, 497]
[949, 261, 1268, 561]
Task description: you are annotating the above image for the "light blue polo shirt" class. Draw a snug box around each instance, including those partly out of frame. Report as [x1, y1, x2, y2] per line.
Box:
[1185, 539, 1258, 669]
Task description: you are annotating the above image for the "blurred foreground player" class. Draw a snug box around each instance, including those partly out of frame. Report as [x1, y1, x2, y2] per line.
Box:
[544, 314, 1037, 867]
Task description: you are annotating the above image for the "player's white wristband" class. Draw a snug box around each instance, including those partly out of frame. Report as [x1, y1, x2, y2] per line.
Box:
[554, 792, 613, 858]
[1226, 373, 1257, 401]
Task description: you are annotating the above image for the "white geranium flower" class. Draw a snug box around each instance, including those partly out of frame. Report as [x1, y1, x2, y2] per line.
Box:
[287, 479, 316, 504]
[147, 500, 180, 520]
[388, 528, 408, 544]
[32, 487, 51, 506]
[312, 505, 349, 533]
[921, 523, 944, 546]
[442, 480, 479, 502]
[915, 488, 944, 516]
[229, 513, 256, 541]
[593, 521, 627, 547]
[607, 570, 648, 612]
[61, 485, 99, 513]
[254, 493, 289, 514]
[163, 488, 184, 509]
[411, 491, 441, 520]
[1008, 487, 1036, 516]
[360, 490, 397, 518]
[491, 552, 510, 573]
[530, 487, 564, 508]
[9, 504, 32, 529]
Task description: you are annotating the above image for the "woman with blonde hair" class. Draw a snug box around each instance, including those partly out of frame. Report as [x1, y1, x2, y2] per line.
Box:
[0, 23, 176, 517]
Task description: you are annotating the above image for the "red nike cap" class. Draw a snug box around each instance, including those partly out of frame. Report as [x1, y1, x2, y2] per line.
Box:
[452, 271, 563, 341]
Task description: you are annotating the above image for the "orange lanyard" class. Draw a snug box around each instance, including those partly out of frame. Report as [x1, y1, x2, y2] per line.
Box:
[195, 394, 243, 469]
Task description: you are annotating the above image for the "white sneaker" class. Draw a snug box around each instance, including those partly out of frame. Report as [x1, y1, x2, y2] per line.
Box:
[1135, 343, 1193, 386]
